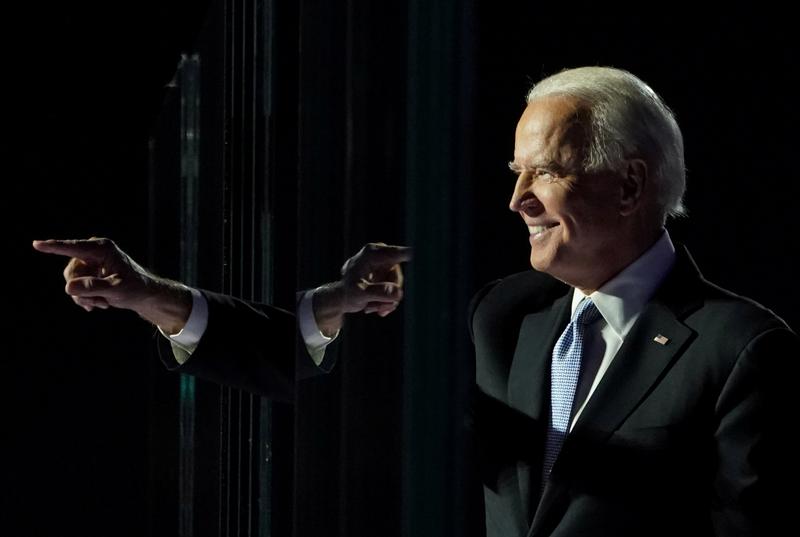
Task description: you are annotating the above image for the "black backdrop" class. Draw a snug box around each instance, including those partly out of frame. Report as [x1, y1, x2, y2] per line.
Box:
[9, 2, 798, 536]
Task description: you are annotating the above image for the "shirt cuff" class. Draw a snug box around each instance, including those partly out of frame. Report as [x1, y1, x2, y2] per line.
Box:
[297, 288, 338, 366]
[158, 287, 209, 364]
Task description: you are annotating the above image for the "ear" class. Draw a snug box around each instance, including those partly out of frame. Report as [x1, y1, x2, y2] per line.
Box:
[619, 159, 647, 216]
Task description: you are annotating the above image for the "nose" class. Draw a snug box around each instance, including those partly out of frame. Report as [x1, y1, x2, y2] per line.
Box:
[509, 173, 540, 213]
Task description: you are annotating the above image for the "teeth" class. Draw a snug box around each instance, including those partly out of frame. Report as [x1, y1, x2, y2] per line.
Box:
[528, 225, 548, 235]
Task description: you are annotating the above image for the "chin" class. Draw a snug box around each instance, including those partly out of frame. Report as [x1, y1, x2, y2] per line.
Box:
[529, 252, 553, 274]
[529, 245, 571, 280]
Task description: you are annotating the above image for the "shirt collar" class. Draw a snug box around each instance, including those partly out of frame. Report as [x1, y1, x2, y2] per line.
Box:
[571, 230, 676, 339]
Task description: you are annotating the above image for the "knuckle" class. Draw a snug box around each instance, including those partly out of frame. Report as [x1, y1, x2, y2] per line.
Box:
[92, 237, 117, 253]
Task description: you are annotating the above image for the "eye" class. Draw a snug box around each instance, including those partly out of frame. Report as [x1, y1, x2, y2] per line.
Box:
[535, 169, 556, 183]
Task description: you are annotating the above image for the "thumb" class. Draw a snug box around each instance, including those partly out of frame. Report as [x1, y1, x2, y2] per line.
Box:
[355, 281, 403, 304]
[65, 275, 123, 298]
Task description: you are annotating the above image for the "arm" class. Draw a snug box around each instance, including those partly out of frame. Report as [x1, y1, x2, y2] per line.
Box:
[155, 289, 303, 401]
[32, 238, 410, 334]
[33, 238, 411, 399]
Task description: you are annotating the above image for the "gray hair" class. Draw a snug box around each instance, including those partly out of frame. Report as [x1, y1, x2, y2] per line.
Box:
[526, 67, 686, 221]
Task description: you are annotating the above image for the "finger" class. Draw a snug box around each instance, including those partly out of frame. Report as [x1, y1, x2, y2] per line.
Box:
[63, 257, 100, 282]
[65, 275, 122, 299]
[364, 301, 399, 316]
[377, 299, 398, 311]
[379, 263, 404, 286]
[376, 303, 398, 317]
[71, 294, 88, 310]
[73, 295, 110, 310]
[33, 238, 111, 262]
[361, 244, 412, 270]
[355, 281, 404, 303]
[362, 265, 405, 295]
[72, 295, 94, 312]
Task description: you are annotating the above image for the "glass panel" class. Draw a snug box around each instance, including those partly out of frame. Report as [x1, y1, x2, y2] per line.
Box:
[177, 52, 201, 537]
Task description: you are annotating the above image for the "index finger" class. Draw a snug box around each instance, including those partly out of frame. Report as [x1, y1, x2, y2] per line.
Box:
[362, 244, 413, 269]
[32, 239, 109, 262]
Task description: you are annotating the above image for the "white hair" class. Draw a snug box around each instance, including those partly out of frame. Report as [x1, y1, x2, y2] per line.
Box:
[526, 67, 686, 222]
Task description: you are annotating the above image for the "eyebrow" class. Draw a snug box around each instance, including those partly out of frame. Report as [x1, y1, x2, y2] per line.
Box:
[507, 160, 564, 174]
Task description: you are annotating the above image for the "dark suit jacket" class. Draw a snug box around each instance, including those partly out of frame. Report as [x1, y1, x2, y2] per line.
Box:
[156, 290, 336, 402]
[469, 248, 799, 537]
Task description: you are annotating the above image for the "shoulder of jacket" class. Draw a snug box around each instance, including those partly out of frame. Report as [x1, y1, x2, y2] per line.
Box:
[468, 270, 568, 341]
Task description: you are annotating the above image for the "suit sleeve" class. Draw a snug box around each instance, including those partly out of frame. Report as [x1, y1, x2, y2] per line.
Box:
[711, 326, 799, 536]
[155, 289, 337, 402]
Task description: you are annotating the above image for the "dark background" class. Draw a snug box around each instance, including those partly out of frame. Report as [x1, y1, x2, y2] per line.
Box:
[9, 1, 798, 536]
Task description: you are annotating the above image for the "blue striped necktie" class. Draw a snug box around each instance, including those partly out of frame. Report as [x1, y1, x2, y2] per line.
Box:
[542, 297, 601, 483]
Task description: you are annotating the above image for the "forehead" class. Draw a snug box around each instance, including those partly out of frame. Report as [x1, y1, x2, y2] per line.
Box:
[513, 96, 588, 169]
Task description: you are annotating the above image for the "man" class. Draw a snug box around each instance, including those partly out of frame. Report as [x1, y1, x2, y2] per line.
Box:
[469, 67, 797, 536]
[33, 238, 410, 399]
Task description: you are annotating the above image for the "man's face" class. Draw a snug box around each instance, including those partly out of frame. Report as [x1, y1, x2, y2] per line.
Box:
[509, 96, 625, 289]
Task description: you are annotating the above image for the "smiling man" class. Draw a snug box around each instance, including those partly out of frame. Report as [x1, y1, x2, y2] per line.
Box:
[469, 67, 798, 536]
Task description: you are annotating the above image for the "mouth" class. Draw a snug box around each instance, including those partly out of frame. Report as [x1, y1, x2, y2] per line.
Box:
[528, 223, 559, 240]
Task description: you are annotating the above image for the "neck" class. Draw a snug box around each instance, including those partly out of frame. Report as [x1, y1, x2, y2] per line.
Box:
[572, 227, 664, 294]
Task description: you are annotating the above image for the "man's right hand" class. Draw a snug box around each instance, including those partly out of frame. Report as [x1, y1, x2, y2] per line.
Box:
[32, 238, 192, 334]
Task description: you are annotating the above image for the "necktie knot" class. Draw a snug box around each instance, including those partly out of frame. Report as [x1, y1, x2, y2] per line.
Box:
[572, 297, 600, 327]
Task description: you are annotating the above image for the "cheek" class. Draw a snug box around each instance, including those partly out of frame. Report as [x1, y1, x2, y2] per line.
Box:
[537, 187, 569, 215]
[557, 210, 597, 245]
[569, 207, 620, 247]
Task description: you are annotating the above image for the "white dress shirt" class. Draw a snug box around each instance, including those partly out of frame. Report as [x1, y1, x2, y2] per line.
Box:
[162, 288, 337, 367]
[568, 230, 676, 430]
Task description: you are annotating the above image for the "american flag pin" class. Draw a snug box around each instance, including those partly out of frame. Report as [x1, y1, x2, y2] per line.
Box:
[653, 334, 669, 345]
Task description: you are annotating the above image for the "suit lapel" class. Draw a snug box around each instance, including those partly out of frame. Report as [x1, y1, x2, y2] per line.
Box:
[568, 302, 693, 440]
[570, 246, 704, 442]
[508, 292, 571, 526]
[528, 246, 705, 536]
[508, 292, 571, 423]
[530, 303, 694, 536]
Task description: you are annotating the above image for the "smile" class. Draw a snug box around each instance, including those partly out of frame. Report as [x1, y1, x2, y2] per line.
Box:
[528, 223, 559, 240]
